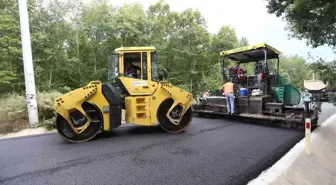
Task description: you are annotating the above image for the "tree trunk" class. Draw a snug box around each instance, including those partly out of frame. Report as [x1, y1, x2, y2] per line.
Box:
[7, 39, 15, 93]
[48, 64, 53, 88]
[94, 49, 97, 74]
[76, 29, 80, 59]
[191, 77, 193, 95]
[76, 28, 81, 82]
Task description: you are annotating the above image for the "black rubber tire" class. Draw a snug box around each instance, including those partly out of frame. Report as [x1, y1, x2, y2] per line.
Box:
[56, 101, 102, 143]
[157, 99, 192, 133]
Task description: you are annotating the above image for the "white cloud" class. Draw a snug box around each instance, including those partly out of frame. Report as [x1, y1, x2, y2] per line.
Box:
[110, 0, 335, 61]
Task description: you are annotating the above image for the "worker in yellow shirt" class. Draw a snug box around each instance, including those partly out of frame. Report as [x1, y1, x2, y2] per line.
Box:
[219, 78, 236, 115]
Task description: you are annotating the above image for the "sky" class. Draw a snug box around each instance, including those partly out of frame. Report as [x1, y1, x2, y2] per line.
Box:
[109, 0, 335, 61]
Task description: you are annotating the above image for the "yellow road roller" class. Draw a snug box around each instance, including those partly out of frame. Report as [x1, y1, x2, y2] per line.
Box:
[54, 46, 193, 143]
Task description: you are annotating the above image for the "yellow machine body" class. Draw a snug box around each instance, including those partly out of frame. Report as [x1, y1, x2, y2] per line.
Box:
[118, 76, 192, 126]
[54, 81, 109, 133]
[54, 46, 193, 143]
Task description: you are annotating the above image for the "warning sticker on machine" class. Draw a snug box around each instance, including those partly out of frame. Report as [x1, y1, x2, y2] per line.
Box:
[131, 81, 147, 86]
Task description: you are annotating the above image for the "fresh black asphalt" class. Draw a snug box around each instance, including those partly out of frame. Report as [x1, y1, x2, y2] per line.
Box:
[0, 103, 334, 185]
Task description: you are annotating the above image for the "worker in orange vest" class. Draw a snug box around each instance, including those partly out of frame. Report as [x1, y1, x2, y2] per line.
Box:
[219, 78, 236, 115]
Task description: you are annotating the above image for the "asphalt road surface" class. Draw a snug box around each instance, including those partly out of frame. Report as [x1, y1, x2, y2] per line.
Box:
[0, 103, 335, 185]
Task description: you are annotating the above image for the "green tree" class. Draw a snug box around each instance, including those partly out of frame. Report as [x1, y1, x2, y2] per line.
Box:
[309, 59, 336, 105]
[111, 3, 151, 46]
[309, 58, 335, 88]
[278, 55, 312, 90]
[210, 25, 239, 52]
[0, 0, 249, 98]
[239, 37, 249, 47]
[265, 0, 336, 48]
[0, 0, 22, 93]
[30, 0, 83, 90]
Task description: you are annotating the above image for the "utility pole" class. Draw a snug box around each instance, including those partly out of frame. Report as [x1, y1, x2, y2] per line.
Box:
[18, 0, 39, 127]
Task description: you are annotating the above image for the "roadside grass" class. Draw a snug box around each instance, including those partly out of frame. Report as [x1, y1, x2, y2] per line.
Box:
[0, 91, 61, 134]
[35, 91, 63, 130]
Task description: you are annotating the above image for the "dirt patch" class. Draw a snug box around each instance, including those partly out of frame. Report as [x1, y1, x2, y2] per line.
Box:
[0, 119, 28, 134]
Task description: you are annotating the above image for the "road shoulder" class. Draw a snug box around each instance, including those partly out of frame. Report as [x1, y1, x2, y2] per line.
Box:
[247, 113, 336, 185]
[0, 127, 56, 140]
[0, 121, 134, 140]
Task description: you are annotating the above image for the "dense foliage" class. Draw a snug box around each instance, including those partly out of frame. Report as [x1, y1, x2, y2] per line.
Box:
[265, 0, 336, 48]
[278, 55, 313, 90]
[0, 0, 314, 97]
[310, 59, 336, 92]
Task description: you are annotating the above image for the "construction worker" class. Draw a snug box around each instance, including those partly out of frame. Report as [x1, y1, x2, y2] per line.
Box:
[219, 78, 236, 115]
[125, 61, 140, 78]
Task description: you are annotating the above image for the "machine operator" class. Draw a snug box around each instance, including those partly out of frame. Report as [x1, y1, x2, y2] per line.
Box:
[125, 61, 140, 78]
[219, 78, 236, 115]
